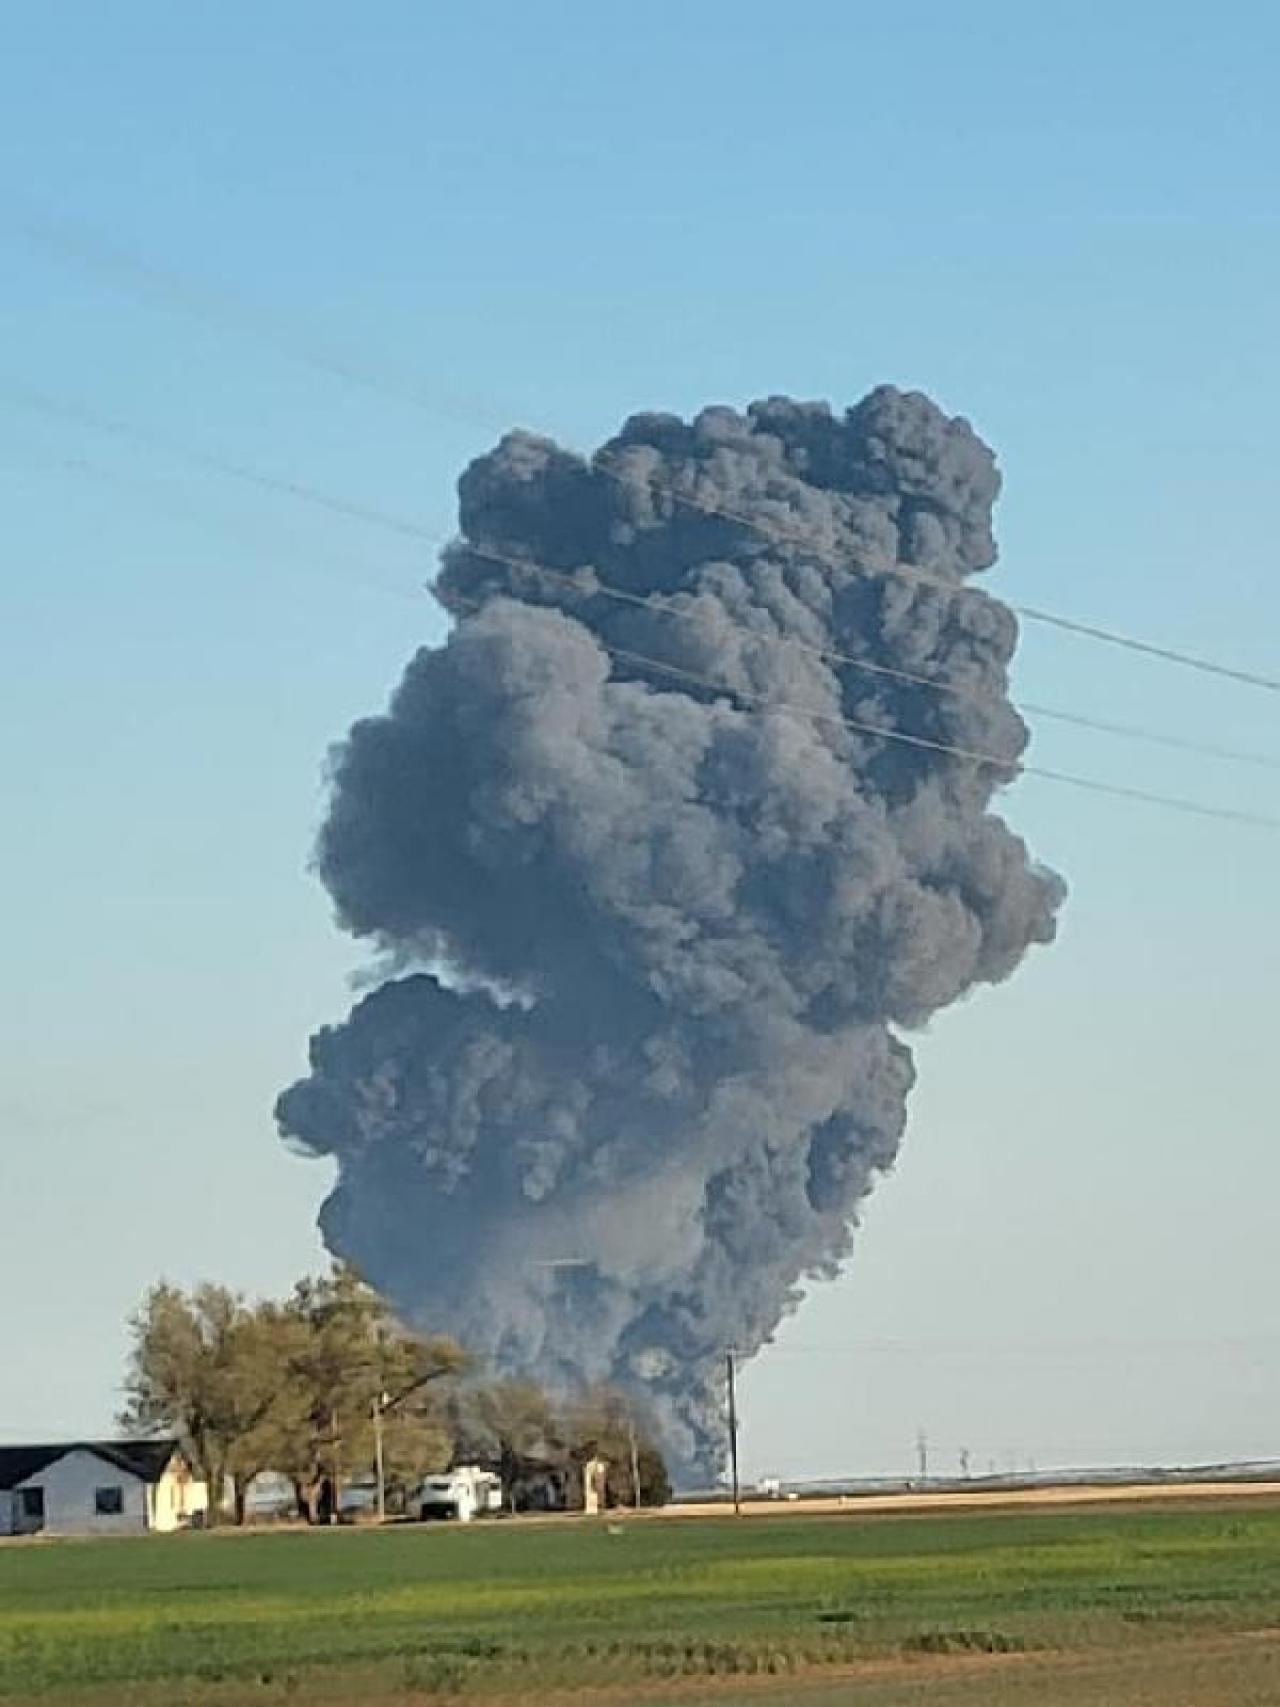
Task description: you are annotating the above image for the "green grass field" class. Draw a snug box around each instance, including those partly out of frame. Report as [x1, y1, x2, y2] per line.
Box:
[2, 1499, 1279, 1704]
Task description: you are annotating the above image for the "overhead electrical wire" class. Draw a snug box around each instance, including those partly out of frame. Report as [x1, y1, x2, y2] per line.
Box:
[9, 206, 496, 432]
[592, 652, 1280, 832]
[590, 458, 1280, 696]
[2, 379, 439, 544]
[7, 374, 1277, 772]
[443, 588, 1280, 832]
[8, 378, 1280, 824]
[12, 207, 1280, 695]
[14, 446, 427, 605]
[458, 544, 1280, 773]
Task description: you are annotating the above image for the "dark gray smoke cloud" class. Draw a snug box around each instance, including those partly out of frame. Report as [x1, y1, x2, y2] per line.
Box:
[276, 386, 1064, 1477]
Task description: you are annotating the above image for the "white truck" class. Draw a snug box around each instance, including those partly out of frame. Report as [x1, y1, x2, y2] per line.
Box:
[415, 1466, 504, 1522]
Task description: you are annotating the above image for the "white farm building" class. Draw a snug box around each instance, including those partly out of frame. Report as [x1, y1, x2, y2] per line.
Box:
[0, 1439, 206, 1537]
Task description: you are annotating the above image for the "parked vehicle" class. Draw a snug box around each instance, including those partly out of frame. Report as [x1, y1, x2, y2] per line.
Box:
[415, 1466, 503, 1522]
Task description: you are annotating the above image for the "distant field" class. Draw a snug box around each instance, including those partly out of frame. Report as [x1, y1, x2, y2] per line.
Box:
[2, 1497, 1280, 1703]
[669, 1476, 1280, 1518]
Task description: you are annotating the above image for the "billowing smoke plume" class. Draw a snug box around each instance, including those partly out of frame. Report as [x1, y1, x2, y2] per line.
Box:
[276, 386, 1064, 1477]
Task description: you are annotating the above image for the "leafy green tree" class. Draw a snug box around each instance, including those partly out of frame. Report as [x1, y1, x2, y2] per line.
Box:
[123, 1267, 468, 1526]
[272, 1263, 468, 1522]
[223, 1304, 312, 1523]
[121, 1283, 306, 1526]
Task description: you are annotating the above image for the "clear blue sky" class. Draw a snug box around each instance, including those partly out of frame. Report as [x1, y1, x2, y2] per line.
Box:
[2, 2, 1277, 1479]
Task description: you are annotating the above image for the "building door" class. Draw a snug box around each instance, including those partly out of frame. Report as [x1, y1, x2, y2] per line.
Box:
[16, 1486, 45, 1534]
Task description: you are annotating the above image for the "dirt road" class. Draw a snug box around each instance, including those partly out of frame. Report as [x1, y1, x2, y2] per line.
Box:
[664, 1478, 1280, 1519]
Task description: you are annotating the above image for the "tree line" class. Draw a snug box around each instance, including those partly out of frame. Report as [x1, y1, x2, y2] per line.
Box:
[122, 1263, 669, 1524]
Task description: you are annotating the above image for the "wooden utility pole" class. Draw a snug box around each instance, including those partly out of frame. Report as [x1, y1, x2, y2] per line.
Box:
[373, 1394, 388, 1522]
[372, 1367, 456, 1521]
[627, 1414, 642, 1512]
[330, 1408, 342, 1525]
[726, 1350, 741, 1515]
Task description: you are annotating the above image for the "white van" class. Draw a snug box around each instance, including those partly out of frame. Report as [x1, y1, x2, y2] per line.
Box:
[416, 1466, 504, 1522]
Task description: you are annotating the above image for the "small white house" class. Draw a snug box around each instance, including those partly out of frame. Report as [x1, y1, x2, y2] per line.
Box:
[0, 1440, 207, 1538]
[416, 1465, 503, 1522]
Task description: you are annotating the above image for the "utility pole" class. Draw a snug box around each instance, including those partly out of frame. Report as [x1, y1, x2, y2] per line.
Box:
[915, 1427, 928, 1483]
[372, 1366, 456, 1522]
[373, 1394, 388, 1522]
[627, 1414, 642, 1512]
[330, 1408, 342, 1525]
[726, 1350, 741, 1515]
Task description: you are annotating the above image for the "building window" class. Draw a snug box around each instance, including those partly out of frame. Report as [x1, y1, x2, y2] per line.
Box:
[94, 1486, 124, 1516]
[19, 1487, 45, 1522]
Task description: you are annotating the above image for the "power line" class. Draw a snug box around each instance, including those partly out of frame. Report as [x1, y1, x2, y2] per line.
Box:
[460, 545, 1280, 773]
[13, 207, 1280, 696]
[9, 206, 497, 433]
[586, 451, 1280, 696]
[10, 404, 1279, 829]
[609, 647, 1280, 830]
[12, 446, 427, 606]
[14, 374, 1276, 775]
[1004, 704, 1280, 772]
[2, 378, 442, 545]
[457, 606, 1280, 831]
[1012, 603, 1280, 691]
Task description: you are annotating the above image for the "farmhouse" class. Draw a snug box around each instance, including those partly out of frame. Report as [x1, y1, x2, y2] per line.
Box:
[0, 1439, 206, 1537]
